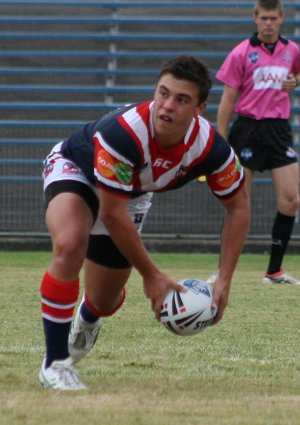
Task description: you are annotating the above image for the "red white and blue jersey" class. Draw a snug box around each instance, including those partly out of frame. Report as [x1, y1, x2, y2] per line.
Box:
[216, 34, 300, 120]
[61, 101, 244, 200]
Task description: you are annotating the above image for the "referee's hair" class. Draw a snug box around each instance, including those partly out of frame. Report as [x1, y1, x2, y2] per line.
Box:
[254, 0, 283, 16]
[156, 55, 212, 105]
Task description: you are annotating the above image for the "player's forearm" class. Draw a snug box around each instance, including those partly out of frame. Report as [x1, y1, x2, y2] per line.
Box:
[217, 99, 234, 140]
[218, 191, 250, 284]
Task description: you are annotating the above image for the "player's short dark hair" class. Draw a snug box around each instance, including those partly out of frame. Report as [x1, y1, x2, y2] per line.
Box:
[156, 55, 212, 104]
[254, 0, 283, 15]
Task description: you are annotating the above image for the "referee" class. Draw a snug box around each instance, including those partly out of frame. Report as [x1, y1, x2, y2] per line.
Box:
[216, 0, 300, 285]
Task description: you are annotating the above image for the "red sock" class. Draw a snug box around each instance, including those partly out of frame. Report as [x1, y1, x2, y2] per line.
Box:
[84, 287, 126, 318]
[40, 271, 79, 323]
[40, 271, 80, 367]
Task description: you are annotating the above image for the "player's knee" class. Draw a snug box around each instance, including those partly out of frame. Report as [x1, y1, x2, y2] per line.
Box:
[280, 194, 300, 215]
[289, 193, 300, 213]
[53, 232, 88, 270]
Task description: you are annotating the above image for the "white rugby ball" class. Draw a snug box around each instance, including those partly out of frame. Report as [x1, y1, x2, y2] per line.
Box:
[160, 278, 216, 336]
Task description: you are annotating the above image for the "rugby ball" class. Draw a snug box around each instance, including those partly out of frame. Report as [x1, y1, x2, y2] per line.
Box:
[160, 278, 216, 336]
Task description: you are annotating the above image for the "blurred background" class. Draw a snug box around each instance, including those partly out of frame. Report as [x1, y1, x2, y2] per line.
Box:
[1, 0, 300, 251]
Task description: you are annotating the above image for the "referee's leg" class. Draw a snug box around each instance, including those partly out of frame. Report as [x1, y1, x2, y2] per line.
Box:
[267, 163, 300, 276]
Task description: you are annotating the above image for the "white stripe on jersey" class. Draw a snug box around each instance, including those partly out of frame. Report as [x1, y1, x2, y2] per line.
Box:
[95, 171, 134, 192]
[122, 104, 154, 186]
[210, 149, 235, 175]
[182, 117, 211, 162]
[184, 116, 196, 143]
[123, 105, 152, 154]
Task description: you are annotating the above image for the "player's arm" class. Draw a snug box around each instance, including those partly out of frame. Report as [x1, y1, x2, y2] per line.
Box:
[99, 188, 184, 319]
[212, 184, 249, 324]
[217, 84, 238, 139]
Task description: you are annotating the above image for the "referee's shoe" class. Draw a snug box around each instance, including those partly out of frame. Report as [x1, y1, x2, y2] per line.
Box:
[263, 268, 300, 285]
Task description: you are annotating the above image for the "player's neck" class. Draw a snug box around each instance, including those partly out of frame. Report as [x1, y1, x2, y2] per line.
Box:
[154, 136, 182, 150]
[153, 130, 185, 149]
[258, 34, 278, 44]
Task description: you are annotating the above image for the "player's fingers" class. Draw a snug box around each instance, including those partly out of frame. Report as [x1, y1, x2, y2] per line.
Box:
[211, 289, 222, 324]
[211, 305, 223, 325]
[154, 299, 164, 321]
[174, 282, 187, 293]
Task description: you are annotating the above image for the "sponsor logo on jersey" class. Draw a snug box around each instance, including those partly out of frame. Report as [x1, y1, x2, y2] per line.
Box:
[283, 52, 292, 64]
[153, 158, 173, 169]
[216, 155, 241, 189]
[253, 66, 289, 90]
[248, 51, 259, 63]
[97, 149, 133, 184]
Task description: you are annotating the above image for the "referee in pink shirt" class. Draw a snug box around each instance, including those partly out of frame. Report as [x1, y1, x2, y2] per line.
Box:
[216, 0, 300, 284]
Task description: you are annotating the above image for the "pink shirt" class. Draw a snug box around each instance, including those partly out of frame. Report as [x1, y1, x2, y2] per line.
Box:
[216, 35, 300, 120]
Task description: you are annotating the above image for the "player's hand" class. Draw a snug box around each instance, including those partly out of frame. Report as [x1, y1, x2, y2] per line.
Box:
[210, 278, 230, 325]
[143, 271, 187, 320]
[282, 73, 297, 93]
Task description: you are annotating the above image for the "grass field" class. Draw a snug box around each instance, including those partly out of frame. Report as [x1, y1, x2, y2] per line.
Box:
[1, 251, 300, 425]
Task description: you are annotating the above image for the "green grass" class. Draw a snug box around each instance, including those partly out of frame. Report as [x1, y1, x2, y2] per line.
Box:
[1, 252, 300, 425]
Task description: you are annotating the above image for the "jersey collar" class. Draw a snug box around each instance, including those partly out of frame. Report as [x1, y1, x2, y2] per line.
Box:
[249, 32, 289, 46]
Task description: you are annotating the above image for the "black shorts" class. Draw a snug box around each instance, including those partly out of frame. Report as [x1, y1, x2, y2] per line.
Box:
[44, 180, 132, 269]
[228, 116, 298, 172]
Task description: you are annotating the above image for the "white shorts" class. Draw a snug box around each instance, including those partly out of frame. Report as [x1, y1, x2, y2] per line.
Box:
[43, 142, 153, 236]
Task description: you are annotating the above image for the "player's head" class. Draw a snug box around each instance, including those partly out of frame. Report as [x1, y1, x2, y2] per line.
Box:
[152, 56, 212, 147]
[156, 56, 212, 105]
[254, 0, 283, 16]
[253, 0, 284, 42]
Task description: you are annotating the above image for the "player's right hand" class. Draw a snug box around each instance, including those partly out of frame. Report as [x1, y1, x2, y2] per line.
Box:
[143, 271, 186, 320]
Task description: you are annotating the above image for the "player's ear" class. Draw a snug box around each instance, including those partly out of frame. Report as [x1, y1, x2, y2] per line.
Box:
[197, 101, 207, 115]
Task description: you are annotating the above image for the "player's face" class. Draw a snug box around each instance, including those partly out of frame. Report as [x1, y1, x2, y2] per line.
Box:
[153, 73, 206, 148]
[254, 8, 283, 43]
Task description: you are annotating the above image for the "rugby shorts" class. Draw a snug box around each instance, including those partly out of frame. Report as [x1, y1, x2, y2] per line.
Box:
[228, 116, 298, 172]
[43, 142, 153, 268]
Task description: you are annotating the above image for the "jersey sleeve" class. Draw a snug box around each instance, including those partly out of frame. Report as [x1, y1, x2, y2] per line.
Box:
[216, 43, 246, 89]
[198, 131, 245, 199]
[291, 41, 300, 74]
[92, 110, 143, 196]
[93, 131, 137, 196]
[206, 149, 245, 199]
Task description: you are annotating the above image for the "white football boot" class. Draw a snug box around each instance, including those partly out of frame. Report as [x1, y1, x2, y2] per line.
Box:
[206, 271, 218, 286]
[39, 357, 87, 390]
[68, 301, 102, 364]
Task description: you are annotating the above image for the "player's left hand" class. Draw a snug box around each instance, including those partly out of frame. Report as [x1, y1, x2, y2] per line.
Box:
[211, 277, 230, 324]
[282, 73, 298, 93]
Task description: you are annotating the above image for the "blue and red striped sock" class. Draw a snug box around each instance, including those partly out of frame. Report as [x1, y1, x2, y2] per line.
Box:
[80, 288, 127, 322]
[40, 271, 79, 368]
